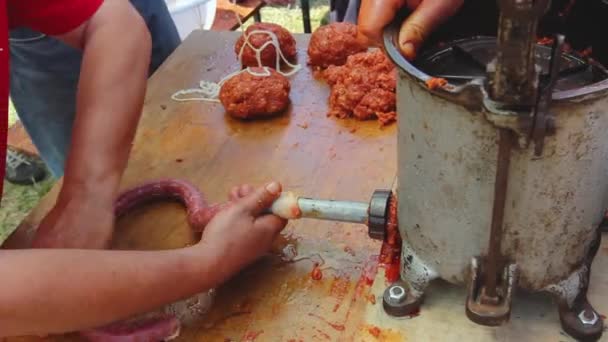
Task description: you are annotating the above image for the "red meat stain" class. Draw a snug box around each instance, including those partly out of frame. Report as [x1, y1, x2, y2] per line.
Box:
[425, 77, 447, 90]
[308, 313, 345, 331]
[242, 330, 263, 341]
[537, 37, 554, 45]
[368, 326, 382, 338]
[311, 263, 323, 280]
[315, 328, 332, 340]
[380, 197, 402, 283]
[329, 275, 351, 312]
[352, 255, 380, 305]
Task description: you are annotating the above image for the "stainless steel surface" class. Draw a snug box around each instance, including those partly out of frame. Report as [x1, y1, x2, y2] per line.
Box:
[297, 198, 369, 224]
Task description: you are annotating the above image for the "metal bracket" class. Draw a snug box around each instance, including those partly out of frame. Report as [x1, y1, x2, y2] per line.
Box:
[466, 257, 519, 326]
[529, 34, 564, 156]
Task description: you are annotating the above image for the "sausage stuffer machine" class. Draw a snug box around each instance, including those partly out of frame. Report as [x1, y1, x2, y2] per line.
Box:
[279, 0, 608, 341]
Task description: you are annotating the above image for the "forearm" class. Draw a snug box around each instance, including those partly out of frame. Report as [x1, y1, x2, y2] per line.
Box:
[61, 1, 152, 199]
[0, 247, 219, 337]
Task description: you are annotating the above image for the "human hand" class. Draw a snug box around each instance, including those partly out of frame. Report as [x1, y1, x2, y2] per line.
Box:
[197, 182, 288, 283]
[32, 194, 114, 249]
[358, 0, 464, 60]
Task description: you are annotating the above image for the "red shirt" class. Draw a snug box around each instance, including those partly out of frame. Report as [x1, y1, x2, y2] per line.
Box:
[0, 0, 102, 202]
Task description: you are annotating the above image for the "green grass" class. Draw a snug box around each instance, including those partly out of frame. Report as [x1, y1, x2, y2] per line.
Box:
[248, 0, 329, 33]
[1, 100, 57, 241]
[0, 2, 330, 242]
[0, 178, 56, 242]
[8, 100, 16, 126]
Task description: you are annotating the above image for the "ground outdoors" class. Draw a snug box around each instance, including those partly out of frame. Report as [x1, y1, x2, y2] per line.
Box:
[0, 0, 330, 241]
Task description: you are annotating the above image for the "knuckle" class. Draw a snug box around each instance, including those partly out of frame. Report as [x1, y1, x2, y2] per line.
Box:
[402, 21, 427, 42]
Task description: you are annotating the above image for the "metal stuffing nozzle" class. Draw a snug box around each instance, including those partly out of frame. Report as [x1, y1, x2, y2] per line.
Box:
[267, 190, 393, 240]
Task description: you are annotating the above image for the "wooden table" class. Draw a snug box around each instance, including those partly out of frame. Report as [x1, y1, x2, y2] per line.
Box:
[5, 30, 608, 342]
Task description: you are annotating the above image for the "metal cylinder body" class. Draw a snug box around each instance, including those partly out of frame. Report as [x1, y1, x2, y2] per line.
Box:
[397, 72, 608, 290]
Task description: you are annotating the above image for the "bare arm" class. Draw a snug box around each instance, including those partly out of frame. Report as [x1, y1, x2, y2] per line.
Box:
[0, 182, 286, 337]
[0, 247, 218, 337]
[59, 0, 150, 199]
[32, 0, 153, 248]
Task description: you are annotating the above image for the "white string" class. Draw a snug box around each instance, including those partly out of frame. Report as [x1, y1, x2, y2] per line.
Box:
[170, 67, 274, 102]
[237, 29, 302, 76]
[170, 0, 301, 103]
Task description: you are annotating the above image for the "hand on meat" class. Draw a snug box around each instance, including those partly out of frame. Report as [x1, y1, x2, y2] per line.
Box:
[357, 0, 464, 60]
[199, 182, 288, 283]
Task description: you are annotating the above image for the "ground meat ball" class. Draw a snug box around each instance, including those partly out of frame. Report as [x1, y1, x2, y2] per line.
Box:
[234, 23, 297, 69]
[219, 67, 291, 119]
[307, 23, 367, 68]
[322, 50, 397, 125]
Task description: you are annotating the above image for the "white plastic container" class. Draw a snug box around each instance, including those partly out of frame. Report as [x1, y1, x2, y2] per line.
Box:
[165, 0, 218, 39]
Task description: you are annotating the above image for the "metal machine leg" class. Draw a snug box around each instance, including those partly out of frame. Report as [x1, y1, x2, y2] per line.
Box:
[549, 229, 604, 341]
[383, 242, 437, 317]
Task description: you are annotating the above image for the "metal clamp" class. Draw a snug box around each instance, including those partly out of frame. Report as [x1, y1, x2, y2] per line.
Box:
[368, 190, 392, 240]
[530, 34, 565, 156]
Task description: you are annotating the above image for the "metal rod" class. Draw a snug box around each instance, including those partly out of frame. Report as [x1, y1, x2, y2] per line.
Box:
[489, 0, 549, 106]
[301, 0, 311, 34]
[485, 128, 513, 298]
[297, 198, 369, 224]
[531, 34, 564, 156]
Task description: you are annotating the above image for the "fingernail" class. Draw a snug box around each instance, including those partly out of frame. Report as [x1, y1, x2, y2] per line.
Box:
[265, 182, 281, 195]
[400, 42, 416, 61]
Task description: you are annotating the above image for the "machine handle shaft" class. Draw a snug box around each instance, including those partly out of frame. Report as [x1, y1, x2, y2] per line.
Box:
[263, 192, 369, 223]
[296, 198, 369, 224]
[262, 190, 392, 241]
